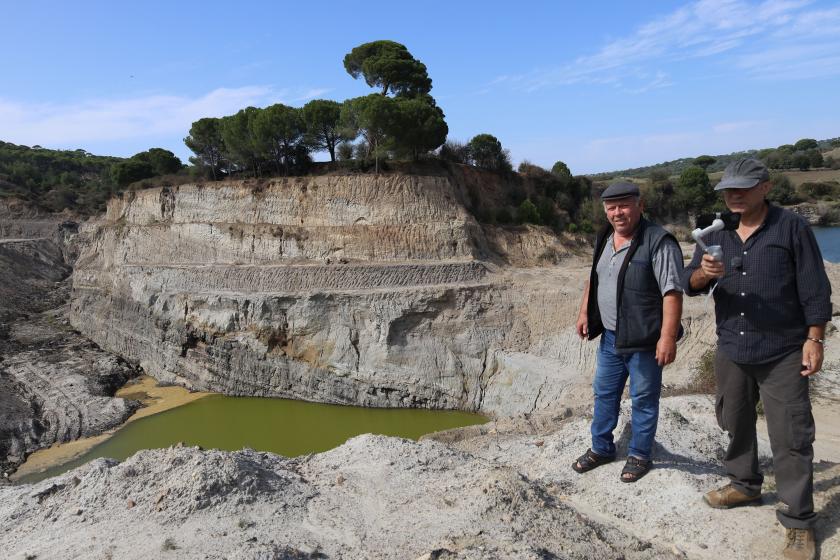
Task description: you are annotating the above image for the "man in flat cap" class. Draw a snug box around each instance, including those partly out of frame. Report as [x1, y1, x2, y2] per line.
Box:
[573, 182, 684, 482]
[682, 158, 830, 560]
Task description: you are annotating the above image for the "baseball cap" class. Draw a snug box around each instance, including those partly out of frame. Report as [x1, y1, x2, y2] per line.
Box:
[600, 182, 640, 200]
[714, 158, 770, 191]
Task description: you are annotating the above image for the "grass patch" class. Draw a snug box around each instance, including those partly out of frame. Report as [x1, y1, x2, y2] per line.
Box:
[665, 348, 717, 396]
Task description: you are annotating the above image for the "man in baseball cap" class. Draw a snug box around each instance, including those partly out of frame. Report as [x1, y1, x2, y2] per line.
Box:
[682, 157, 831, 559]
[573, 181, 684, 483]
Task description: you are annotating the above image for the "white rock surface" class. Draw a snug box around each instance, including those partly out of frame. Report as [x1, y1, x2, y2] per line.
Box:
[69, 173, 799, 417]
[1, 396, 837, 559]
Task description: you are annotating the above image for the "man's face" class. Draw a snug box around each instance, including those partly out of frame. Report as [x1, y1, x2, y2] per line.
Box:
[604, 196, 642, 236]
[722, 181, 770, 215]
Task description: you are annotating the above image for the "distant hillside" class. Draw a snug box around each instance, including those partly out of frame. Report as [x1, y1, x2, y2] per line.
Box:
[0, 141, 187, 215]
[0, 141, 124, 214]
[591, 136, 840, 179]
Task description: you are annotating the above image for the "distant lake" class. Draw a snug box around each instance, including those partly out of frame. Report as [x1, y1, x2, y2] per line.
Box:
[813, 226, 840, 263]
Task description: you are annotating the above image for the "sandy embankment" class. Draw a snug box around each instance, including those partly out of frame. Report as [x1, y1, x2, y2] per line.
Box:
[10, 377, 210, 481]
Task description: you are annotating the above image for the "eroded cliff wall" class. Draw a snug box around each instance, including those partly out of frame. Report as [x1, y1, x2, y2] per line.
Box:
[70, 171, 774, 416]
[70, 173, 606, 415]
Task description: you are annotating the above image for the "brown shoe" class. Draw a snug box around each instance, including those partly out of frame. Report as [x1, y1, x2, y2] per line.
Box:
[783, 528, 815, 560]
[703, 484, 761, 509]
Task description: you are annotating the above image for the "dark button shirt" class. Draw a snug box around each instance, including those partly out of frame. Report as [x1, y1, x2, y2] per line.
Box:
[681, 204, 832, 364]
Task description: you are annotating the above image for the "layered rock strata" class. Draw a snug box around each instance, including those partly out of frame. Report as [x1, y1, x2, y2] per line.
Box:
[0, 304, 138, 475]
[0, 207, 138, 476]
[69, 172, 775, 418]
[70, 174, 611, 415]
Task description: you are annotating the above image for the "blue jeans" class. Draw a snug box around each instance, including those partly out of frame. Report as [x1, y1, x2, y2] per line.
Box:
[591, 329, 663, 460]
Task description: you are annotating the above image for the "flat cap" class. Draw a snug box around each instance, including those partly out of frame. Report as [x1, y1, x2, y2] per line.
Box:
[600, 182, 640, 201]
[714, 158, 769, 191]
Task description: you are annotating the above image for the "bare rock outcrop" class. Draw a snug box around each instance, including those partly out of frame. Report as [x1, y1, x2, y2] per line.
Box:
[1, 395, 837, 559]
[69, 172, 748, 417]
[0, 206, 138, 476]
[0, 434, 671, 560]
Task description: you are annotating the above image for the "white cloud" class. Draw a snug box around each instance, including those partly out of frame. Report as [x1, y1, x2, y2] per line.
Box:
[503, 0, 840, 92]
[291, 88, 332, 102]
[622, 71, 674, 94]
[0, 85, 331, 149]
[711, 120, 767, 133]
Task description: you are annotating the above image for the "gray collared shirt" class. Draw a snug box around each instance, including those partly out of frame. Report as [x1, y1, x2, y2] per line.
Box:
[596, 233, 684, 330]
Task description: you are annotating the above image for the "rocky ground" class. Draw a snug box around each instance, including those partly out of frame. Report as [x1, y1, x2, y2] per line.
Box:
[0, 395, 837, 560]
[0, 206, 139, 477]
[0, 292, 139, 477]
[2, 182, 839, 559]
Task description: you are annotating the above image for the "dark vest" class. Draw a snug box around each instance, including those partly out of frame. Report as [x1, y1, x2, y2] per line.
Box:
[586, 218, 681, 354]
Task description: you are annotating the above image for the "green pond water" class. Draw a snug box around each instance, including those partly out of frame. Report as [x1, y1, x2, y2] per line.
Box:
[18, 394, 486, 484]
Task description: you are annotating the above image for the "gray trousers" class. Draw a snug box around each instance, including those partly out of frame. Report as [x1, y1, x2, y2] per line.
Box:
[714, 348, 816, 529]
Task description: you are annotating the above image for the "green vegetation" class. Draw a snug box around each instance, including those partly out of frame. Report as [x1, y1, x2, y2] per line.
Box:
[665, 348, 716, 396]
[0, 141, 120, 213]
[2, 37, 837, 231]
[766, 173, 796, 205]
[599, 135, 840, 226]
[794, 138, 818, 151]
[340, 95, 395, 173]
[438, 140, 471, 164]
[693, 155, 716, 170]
[467, 134, 512, 173]
[675, 166, 716, 213]
[639, 165, 719, 224]
[182, 40, 447, 177]
[343, 40, 432, 97]
[463, 159, 594, 230]
[183, 118, 224, 179]
[302, 99, 343, 162]
[391, 95, 448, 161]
[111, 148, 182, 187]
[798, 181, 840, 201]
[0, 140, 185, 214]
[253, 103, 309, 176]
[594, 136, 840, 179]
[516, 199, 540, 224]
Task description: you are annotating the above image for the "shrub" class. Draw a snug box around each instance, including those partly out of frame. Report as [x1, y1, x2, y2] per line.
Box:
[815, 202, 840, 226]
[551, 161, 572, 182]
[517, 199, 541, 225]
[535, 196, 557, 227]
[353, 142, 370, 160]
[438, 140, 470, 164]
[518, 160, 550, 177]
[467, 134, 512, 173]
[336, 142, 354, 161]
[675, 166, 715, 216]
[665, 348, 716, 396]
[578, 198, 607, 232]
[767, 173, 798, 205]
[495, 207, 513, 224]
[798, 181, 838, 201]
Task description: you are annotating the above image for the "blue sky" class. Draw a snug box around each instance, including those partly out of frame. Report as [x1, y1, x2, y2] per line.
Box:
[2, 0, 840, 174]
